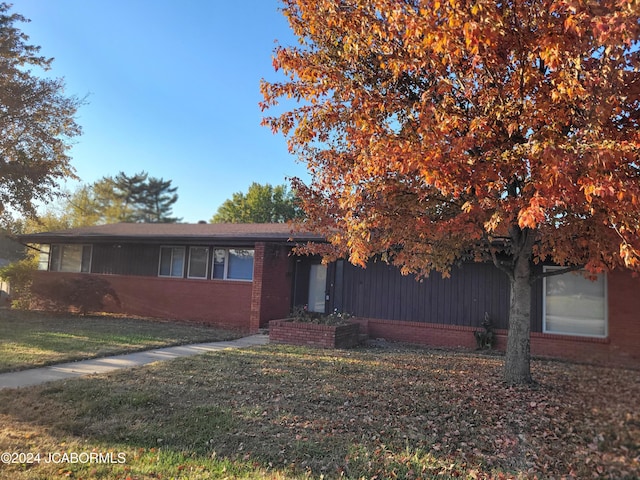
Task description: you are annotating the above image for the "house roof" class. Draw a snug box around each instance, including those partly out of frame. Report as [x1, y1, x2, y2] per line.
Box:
[17, 222, 325, 245]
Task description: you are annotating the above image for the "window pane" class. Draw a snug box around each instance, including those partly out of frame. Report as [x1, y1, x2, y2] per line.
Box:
[212, 249, 226, 279]
[49, 245, 61, 272]
[81, 245, 92, 273]
[544, 269, 606, 337]
[38, 245, 50, 271]
[159, 247, 172, 276]
[60, 245, 83, 272]
[188, 247, 209, 278]
[308, 264, 327, 312]
[159, 247, 184, 277]
[227, 249, 254, 280]
[170, 247, 185, 277]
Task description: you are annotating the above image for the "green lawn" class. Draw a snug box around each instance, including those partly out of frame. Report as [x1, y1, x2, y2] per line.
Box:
[0, 344, 638, 479]
[0, 309, 242, 372]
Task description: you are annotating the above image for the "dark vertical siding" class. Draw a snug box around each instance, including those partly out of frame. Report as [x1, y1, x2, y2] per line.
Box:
[332, 260, 344, 312]
[530, 264, 544, 333]
[92, 244, 160, 276]
[337, 260, 512, 329]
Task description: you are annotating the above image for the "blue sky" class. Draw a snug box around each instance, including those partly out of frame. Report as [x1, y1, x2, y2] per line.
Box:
[16, 0, 306, 223]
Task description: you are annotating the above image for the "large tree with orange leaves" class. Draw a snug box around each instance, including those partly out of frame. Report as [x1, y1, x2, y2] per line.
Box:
[261, 0, 640, 384]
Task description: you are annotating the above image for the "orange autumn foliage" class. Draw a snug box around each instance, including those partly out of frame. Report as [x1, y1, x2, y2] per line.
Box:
[262, 0, 640, 384]
[261, 0, 640, 277]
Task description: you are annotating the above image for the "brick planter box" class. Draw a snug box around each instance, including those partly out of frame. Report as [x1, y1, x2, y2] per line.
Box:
[269, 319, 361, 349]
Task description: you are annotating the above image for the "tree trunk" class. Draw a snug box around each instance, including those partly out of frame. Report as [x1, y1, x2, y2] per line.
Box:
[504, 253, 533, 384]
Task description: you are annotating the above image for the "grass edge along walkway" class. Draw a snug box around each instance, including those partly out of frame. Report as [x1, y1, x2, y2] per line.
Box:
[0, 333, 269, 389]
[0, 310, 246, 373]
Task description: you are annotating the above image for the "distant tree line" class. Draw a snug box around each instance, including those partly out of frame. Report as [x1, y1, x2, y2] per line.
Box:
[69, 171, 180, 224]
[4, 171, 181, 236]
[210, 182, 302, 223]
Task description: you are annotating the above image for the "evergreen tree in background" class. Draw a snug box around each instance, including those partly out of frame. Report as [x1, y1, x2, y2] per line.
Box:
[63, 171, 181, 225]
[139, 176, 179, 223]
[113, 171, 148, 221]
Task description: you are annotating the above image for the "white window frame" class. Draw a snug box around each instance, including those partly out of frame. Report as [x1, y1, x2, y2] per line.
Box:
[212, 248, 254, 281]
[187, 246, 210, 279]
[38, 245, 50, 271]
[158, 246, 185, 278]
[542, 266, 608, 338]
[49, 244, 92, 273]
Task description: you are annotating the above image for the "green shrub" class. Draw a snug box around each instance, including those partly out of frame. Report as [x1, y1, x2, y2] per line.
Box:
[0, 257, 37, 309]
[290, 305, 353, 325]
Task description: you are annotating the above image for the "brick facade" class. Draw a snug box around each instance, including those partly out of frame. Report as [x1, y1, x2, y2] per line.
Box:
[29, 241, 295, 333]
[269, 319, 360, 348]
[19, 220, 639, 368]
[30, 259, 637, 366]
[604, 270, 640, 367]
[30, 271, 253, 331]
[250, 243, 294, 330]
[352, 268, 640, 369]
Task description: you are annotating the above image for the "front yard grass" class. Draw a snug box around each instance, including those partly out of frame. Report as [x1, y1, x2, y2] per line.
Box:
[0, 344, 638, 479]
[0, 309, 242, 372]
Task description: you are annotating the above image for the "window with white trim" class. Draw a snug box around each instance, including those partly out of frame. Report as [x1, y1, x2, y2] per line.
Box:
[543, 267, 607, 337]
[158, 246, 185, 277]
[212, 248, 254, 281]
[38, 245, 50, 271]
[49, 244, 92, 273]
[187, 246, 209, 279]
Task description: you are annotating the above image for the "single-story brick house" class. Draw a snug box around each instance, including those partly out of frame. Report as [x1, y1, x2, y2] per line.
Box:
[18, 223, 640, 368]
[18, 223, 323, 332]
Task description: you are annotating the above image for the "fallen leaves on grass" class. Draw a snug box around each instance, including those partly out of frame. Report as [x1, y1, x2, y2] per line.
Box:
[0, 345, 638, 479]
[0, 310, 242, 372]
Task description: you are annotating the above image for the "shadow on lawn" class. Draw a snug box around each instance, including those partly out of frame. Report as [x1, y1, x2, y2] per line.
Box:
[31, 276, 120, 315]
[0, 346, 638, 479]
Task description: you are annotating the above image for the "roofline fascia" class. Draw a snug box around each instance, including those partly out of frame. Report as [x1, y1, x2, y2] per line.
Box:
[17, 234, 327, 245]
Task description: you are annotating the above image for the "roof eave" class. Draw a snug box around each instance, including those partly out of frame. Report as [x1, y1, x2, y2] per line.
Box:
[17, 233, 326, 245]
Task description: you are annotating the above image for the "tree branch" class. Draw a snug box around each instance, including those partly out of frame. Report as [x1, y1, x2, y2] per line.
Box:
[530, 265, 584, 283]
[490, 245, 514, 281]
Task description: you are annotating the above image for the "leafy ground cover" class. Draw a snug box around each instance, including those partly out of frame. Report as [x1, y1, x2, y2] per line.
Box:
[0, 309, 242, 372]
[0, 344, 638, 479]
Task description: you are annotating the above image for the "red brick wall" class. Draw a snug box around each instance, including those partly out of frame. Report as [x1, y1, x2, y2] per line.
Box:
[353, 268, 640, 370]
[30, 271, 253, 331]
[249, 244, 265, 332]
[269, 319, 360, 348]
[31, 243, 295, 333]
[352, 318, 495, 350]
[529, 332, 613, 365]
[250, 243, 293, 330]
[605, 270, 640, 366]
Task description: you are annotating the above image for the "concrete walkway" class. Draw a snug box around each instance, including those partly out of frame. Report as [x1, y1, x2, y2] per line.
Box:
[0, 334, 269, 390]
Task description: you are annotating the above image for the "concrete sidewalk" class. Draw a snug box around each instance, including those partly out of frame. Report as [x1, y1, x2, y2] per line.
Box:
[0, 334, 269, 390]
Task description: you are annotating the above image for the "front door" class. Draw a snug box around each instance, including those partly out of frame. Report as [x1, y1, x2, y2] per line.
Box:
[308, 264, 327, 313]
